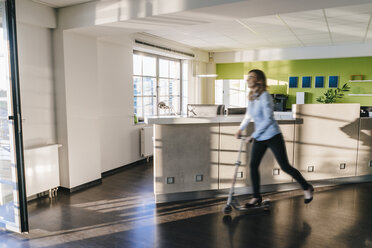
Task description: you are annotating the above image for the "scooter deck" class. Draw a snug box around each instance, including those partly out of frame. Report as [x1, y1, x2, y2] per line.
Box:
[236, 200, 270, 211]
[224, 200, 270, 215]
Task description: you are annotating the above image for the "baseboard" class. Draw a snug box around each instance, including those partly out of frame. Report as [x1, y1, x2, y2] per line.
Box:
[101, 156, 153, 178]
[59, 178, 102, 193]
[54, 157, 153, 195]
[155, 174, 372, 204]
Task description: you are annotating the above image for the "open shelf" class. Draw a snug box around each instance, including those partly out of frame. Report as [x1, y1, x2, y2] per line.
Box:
[349, 80, 372, 82]
[348, 94, 372, 96]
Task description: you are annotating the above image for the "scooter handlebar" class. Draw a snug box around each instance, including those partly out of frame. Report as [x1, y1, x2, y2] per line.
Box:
[238, 136, 253, 143]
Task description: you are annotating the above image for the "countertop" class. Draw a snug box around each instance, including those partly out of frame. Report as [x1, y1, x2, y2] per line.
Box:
[145, 112, 294, 125]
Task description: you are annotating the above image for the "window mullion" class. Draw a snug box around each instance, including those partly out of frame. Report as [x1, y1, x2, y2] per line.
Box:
[180, 61, 183, 115]
[141, 56, 144, 118]
[156, 57, 159, 115]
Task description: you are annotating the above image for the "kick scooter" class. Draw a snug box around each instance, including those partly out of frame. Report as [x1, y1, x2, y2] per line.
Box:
[223, 137, 270, 215]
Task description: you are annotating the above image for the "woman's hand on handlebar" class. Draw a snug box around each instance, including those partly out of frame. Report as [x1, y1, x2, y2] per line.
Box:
[235, 130, 242, 139]
[245, 136, 254, 143]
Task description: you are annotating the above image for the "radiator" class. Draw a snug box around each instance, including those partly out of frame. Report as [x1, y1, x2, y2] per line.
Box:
[24, 144, 60, 197]
[141, 126, 153, 157]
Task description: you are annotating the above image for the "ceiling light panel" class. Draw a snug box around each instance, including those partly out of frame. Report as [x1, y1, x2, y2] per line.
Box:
[330, 25, 367, 37]
[296, 32, 330, 38]
[280, 9, 324, 19]
[326, 15, 371, 25]
[282, 18, 327, 27]
[302, 41, 332, 46]
[332, 33, 364, 41]
[325, 3, 372, 17]
[240, 17, 287, 31]
[300, 36, 332, 42]
[289, 27, 328, 35]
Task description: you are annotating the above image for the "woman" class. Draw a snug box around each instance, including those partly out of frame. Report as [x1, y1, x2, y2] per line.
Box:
[235, 69, 314, 207]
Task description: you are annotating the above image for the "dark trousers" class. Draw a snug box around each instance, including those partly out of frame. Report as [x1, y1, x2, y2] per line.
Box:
[250, 133, 310, 198]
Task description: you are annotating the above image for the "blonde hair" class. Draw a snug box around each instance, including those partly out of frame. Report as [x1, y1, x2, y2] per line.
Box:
[248, 69, 267, 100]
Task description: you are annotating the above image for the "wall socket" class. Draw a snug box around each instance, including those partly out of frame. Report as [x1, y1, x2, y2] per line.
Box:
[166, 177, 175, 184]
[273, 168, 280, 175]
[237, 172, 243, 178]
[308, 166, 314, 172]
[340, 163, 346, 169]
[195, 175, 203, 182]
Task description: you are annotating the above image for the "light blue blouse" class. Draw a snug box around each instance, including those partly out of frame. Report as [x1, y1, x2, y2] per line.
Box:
[239, 91, 281, 141]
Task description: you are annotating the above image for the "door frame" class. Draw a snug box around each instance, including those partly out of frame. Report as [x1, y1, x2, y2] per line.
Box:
[5, 0, 28, 233]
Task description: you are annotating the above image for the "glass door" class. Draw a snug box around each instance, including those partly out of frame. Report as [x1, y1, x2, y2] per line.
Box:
[0, 0, 28, 233]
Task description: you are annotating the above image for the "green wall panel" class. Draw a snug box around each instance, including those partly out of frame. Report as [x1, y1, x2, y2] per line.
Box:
[216, 63, 244, 79]
[216, 56, 372, 107]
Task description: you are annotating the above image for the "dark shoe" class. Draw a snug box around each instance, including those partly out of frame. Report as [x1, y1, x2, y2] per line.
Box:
[304, 185, 314, 204]
[245, 196, 262, 208]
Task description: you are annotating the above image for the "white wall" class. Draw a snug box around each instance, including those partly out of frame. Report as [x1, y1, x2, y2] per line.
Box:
[16, 0, 56, 149]
[17, 23, 56, 148]
[97, 37, 142, 173]
[16, 0, 56, 28]
[61, 32, 101, 188]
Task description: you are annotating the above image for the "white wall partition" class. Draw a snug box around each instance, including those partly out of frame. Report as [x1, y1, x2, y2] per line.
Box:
[58, 32, 101, 188]
[97, 37, 142, 173]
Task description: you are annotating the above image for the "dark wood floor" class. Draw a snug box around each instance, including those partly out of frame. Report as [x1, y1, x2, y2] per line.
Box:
[1, 161, 372, 248]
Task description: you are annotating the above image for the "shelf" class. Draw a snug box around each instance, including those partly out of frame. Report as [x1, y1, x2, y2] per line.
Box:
[349, 80, 372, 82]
[348, 94, 372, 96]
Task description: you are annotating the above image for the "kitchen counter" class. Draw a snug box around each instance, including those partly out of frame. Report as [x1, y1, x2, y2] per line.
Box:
[148, 103, 372, 204]
[145, 111, 294, 125]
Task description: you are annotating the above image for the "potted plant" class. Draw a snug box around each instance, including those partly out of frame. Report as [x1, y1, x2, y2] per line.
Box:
[316, 83, 350, 103]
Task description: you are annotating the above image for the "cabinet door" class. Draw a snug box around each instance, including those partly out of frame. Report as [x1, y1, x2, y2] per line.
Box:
[154, 124, 219, 194]
[293, 104, 359, 180]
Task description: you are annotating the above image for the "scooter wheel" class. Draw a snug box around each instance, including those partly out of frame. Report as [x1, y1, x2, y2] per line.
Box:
[223, 215, 232, 224]
[223, 205, 232, 214]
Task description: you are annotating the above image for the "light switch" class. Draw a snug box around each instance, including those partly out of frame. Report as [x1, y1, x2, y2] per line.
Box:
[195, 175, 203, 182]
[237, 172, 243, 178]
[308, 166, 314, 172]
[369, 161, 372, 167]
[340, 163, 346, 169]
[273, 168, 280, 175]
[166, 177, 175, 184]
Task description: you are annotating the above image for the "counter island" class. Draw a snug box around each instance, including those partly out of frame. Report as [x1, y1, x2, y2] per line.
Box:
[146, 104, 372, 203]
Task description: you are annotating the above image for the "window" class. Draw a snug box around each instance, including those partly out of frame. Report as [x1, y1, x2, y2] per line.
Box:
[133, 52, 186, 120]
[215, 79, 248, 108]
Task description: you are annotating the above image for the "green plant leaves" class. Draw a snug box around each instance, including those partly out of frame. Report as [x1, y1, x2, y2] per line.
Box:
[316, 83, 350, 104]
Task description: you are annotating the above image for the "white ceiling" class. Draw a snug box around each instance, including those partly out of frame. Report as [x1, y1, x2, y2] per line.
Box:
[34, 0, 372, 52]
[139, 2, 372, 52]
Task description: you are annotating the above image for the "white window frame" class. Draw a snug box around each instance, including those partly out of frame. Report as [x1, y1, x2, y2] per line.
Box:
[215, 79, 248, 108]
[133, 51, 186, 120]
